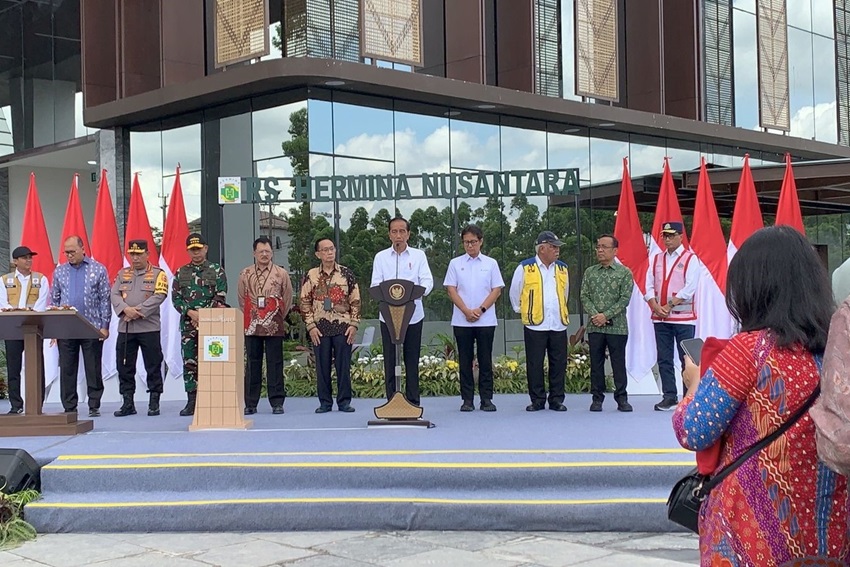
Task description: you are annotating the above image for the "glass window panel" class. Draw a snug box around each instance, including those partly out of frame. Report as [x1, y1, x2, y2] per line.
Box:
[163, 170, 203, 228]
[733, 9, 759, 129]
[812, 0, 835, 37]
[449, 119, 500, 171]
[161, 124, 201, 173]
[308, 98, 333, 154]
[129, 131, 164, 224]
[627, 136, 667, 178]
[590, 135, 629, 183]
[732, 0, 755, 14]
[560, 0, 580, 100]
[501, 125, 547, 170]
[547, 131, 590, 183]
[813, 34, 838, 143]
[252, 101, 308, 161]
[787, 0, 812, 31]
[394, 111, 450, 174]
[332, 102, 394, 161]
[788, 27, 815, 140]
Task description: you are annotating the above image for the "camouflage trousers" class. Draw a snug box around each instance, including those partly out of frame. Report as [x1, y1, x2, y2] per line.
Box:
[181, 327, 199, 393]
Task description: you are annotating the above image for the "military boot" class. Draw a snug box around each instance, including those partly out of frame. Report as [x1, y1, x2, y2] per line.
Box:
[179, 391, 197, 416]
[148, 392, 161, 416]
[113, 397, 137, 417]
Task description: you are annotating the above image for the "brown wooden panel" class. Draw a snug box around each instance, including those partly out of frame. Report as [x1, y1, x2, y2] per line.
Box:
[496, 0, 533, 92]
[120, 0, 162, 97]
[161, 0, 206, 86]
[662, 0, 699, 119]
[623, 0, 661, 113]
[419, 0, 446, 77]
[81, 0, 118, 107]
[445, 0, 484, 83]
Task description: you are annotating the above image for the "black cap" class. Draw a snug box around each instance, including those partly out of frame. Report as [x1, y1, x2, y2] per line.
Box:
[536, 231, 563, 247]
[660, 221, 684, 235]
[126, 240, 148, 254]
[11, 246, 37, 259]
[186, 233, 207, 250]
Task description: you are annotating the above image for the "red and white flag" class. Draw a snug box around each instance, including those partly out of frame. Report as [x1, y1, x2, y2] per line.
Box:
[159, 167, 191, 396]
[650, 158, 689, 255]
[691, 158, 734, 341]
[776, 153, 805, 234]
[613, 158, 657, 394]
[58, 174, 91, 262]
[88, 170, 124, 401]
[19, 173, 60, 403]
[727, 155, 763, 262]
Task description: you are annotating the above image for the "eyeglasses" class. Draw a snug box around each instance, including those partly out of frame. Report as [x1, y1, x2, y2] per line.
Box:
[63, 250, 79, 255]
[318, 247, 335, 253]
[662, 233, 680, 239]
[595, 245, 614, 250]
[462, 240, 480, 246]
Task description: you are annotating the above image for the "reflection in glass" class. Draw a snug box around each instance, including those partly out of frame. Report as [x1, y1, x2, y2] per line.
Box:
[449, 119, 500, 171]
[590, 136, 628, 183]
[733, 9, 759, 129]
[332, 102, 394, 160]
[787, 0, 812, 32]
[252, 101, 308, 161]
[560, 0, 580, 100]
[787, 27, 815, 140]
[501, 126, 546, 170]
[308, 99, 333, 154]
[130, 131, 164, 227]
[394, 111, 450, 174]
[162, 124, 202, 172]
[812, 34, 838, 143]
[811, 0, 835, 38]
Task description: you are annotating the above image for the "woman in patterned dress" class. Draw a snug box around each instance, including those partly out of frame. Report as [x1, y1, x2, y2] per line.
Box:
[672, 226, 850, 566]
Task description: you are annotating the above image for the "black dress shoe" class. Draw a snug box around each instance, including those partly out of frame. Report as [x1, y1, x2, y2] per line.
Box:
[244, 407, 257, 415]
[549, 402, 568, 412]
[617, 401, 634, 412]
[113, 404, 136, 417]
[64, 407, 77, 413]
[480, 400, 497, 412]
[589, 401, 603, 412]
[337, 405, 355, 413]
[460, 402, 475, 412]
[7, 407, 22, 415]
[88, 408, 101, 417]
[526, 403, 545, 412]
[315, 406, 332, 414]
[272, 405, 285, 414]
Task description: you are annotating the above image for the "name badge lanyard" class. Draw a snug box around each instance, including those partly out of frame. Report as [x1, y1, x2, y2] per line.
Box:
[252, 266, 271, 309]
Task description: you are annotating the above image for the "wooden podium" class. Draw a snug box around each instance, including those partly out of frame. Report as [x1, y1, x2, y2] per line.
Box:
[0, 310, 99, 436]
[190, 307, 253, 431]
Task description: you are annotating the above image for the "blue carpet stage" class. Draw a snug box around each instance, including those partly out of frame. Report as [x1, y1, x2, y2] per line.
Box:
[1, 394, 694, 533]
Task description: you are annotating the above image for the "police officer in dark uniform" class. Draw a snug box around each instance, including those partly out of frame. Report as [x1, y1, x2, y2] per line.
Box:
[171, 233, 227, 416]
[110, 240, 169, 417]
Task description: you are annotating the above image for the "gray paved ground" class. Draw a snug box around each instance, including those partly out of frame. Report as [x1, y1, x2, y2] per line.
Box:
[0, 530, 699, 566]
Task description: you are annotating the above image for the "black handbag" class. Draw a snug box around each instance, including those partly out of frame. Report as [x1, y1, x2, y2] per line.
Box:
[667, 385, 820, 533]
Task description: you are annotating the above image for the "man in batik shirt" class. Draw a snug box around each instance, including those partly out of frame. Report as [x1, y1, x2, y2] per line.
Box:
[237, 236, 292, 415]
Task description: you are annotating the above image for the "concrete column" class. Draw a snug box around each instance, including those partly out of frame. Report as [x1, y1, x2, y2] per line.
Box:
[94, 128, 132, 245]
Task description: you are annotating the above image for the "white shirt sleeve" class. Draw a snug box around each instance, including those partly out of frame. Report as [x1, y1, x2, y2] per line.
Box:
[34, 275, 49, 312]
[644, 254, 656, 301]
[443, 258, 458, 288]
[418, 250, 433, 296]
[509, 264, 524, 313]
[0, 278, 9, 309]
[370, 251, 383, 288]
[676, 255, 701, 302]
[491, 259, 505, 289]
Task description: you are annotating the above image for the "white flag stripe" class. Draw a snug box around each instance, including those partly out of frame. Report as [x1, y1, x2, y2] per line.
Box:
[694, 264, 734, 341]
[624, 282, 659, 394]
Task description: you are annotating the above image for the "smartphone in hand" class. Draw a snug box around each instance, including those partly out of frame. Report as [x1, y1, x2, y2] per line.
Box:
[680, 338, 705, 367]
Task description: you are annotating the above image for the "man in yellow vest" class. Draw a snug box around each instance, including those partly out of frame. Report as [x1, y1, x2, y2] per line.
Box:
[0, 246, 49, 414]
[509, 231, 570, 412]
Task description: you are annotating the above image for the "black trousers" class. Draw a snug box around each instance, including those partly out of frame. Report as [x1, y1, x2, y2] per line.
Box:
[524, 328, 567, 406]
[588, 332, 629, 403]
[116, 331, 164, 398]
[381, 320, 423, 405]
[58, 338, 104, 411]
[4, 339, 45, 411]
[454, 326, 495, 403]
[314, 333, 353, 409]
[245, 335, 285, 409]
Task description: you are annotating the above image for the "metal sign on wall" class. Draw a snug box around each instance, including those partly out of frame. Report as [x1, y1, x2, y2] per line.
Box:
[756, 0, 790, 131]
[360, 0, 422, 66]
[214, 0, 270, 68]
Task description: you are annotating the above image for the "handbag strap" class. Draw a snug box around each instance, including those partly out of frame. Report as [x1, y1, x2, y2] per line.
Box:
[700, 354, 822, 495]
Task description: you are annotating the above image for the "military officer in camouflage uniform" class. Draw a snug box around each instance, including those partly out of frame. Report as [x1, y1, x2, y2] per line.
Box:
[110, 240, 169, 417]
[171, 233, 227, 416]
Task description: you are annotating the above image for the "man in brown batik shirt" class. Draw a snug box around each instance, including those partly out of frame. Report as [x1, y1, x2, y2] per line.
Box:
[300, 238, 361, 413]
[237, 236, 293, 415]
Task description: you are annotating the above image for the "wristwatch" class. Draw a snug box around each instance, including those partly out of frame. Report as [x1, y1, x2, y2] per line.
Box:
[479, 305, 487, 312]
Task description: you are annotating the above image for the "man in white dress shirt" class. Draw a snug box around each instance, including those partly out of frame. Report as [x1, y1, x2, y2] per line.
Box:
[509, 231, 570, 412]
[370, 217, 433, 406]
[444, 224, 504, 412]
[0, 246, 49, 413]
[645, 221, 700, 411]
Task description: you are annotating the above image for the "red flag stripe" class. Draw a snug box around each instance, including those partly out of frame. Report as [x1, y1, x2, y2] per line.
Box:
[58, 174, 91, 264]
[690, 158, 728, 293]
[90, 170, 123, 280]
[650, 158, 689, 249]
[613, 158, 649, 294]
[124, 173, 160, 266]
[161, 167, 190, 270]
[729, 154, 764, 249]
[20, 173, 56, 283]
[775, 153, 805, 234]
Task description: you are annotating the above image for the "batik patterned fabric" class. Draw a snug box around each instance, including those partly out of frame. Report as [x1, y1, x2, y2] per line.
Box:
[300, 264, 360, 337]
[673, 330, 850, 567]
